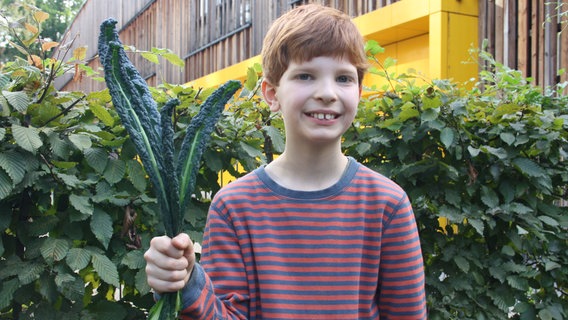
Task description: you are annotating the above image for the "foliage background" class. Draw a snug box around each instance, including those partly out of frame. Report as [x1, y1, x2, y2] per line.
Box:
[0, 7, 567, 320]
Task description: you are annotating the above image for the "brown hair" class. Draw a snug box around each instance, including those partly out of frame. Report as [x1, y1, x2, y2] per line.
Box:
[261, 3, 368, 86]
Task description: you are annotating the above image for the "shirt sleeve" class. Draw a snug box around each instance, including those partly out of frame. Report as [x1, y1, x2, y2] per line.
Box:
[377, 193, 427, 319]
[178, 205, 249, 320]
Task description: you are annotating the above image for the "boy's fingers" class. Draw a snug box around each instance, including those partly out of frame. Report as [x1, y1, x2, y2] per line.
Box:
[171, 233, 191, 250]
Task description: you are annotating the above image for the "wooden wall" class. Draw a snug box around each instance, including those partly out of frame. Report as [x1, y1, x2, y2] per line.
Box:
[479, 0, 568, 89]
[57, 0, 567, 93]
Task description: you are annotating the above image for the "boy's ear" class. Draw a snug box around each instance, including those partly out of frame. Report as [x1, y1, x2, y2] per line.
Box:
[261, 79, 280, 112]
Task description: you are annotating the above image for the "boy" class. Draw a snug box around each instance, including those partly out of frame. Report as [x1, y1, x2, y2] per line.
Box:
[144, 3, 427, 319]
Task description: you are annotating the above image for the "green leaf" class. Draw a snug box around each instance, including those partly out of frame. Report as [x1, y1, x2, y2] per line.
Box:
[91, 253, 120, 287]
[500, 132, 515, 145]
[121, 250, 146, 269]
[262, 125, 285, 153]
[90, 103, 115, 126]
[18, 262, 44, 285]
[103, 158, 126, 184]
[162, 52, 185, 67]
[0, 127, 5, 140]
[135, 269, 152, 295]
[440, 127, 454, 149]
[141, 52, 160, 65]
[398, 101, 419, 121]
[68, 133, 92, 151]
[421, 108, 439, 121]
[40, 238, 70, 263]
[512, 157, 546, 177]
[12, 124, 43, 154]
[66, 248, 92, 271]
[0, 150, 26, 185]
[481, 185, 499, 208]
[177, 80, 241, 234]
[422, 95, 442, 110]
[0, 278, 20, 310]
[453, 256, 470, 273]
[244, 67, 258, 91]
[538, 215, 559, 227]
[127, 159, 147, 192]
[2, 90, 30, 112]
[85, 147, 109, 173]
[69, 194, 94, 216]
[90, 208, 113, 249]
[468, 218, 485, 235]
[56, 172, 83, 187]
[0, 170, 12, 200]
[239, 141, 263, 158]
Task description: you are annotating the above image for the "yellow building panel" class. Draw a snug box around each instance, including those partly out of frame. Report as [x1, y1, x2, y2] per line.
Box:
[188, 0, 478, 90]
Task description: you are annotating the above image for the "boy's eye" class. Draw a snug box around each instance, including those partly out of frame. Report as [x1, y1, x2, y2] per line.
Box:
[296, 74, 312, 80]
[337, 75, 354, 83]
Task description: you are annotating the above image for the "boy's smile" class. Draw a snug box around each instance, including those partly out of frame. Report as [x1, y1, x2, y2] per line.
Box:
[262, 56, 361, 147]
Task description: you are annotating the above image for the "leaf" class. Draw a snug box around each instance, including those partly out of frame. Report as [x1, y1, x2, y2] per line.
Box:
[91, 253, 120, 287]
[262, 125, 285, 153]
[481, 185, 499, 208]
[121, 250, 146, 269]
[500, 132, 515, 145]
[3, 91, 30, 112]
[0, 150, 27, 185]
[162, 52, 185, 67]
[66, 248, 92, 271]
[33, 11, 49, 23]
[103, 158, 126, 184]
[68, 133, 92, 151]
[73, 46, 87, 61]
[84, 147, 109, 173]
[18, 262, 44, 285]
[41, 41, 59, 52]
[25, 22, 39, 34]
[244, 67, 258, 91]
[468, 218, 485, 235]
[12, 124, 43, 154]
[90, 208, 113, 249]
[89, 103, 115, 127]
[356, 142, 371, 156]
[440, 127, 454, 148]
[453, 256, 470, 273]
[512, 157, 546, 177]
[69, 194, 94, 216]
[177, 80, 241, 233]
[127, 159, 147, 192]
[141, 52, 160, 65]
[0, 278, 19, 310]
[135, 269, 152, 295]
[538, 215, 559, 227]
[40, 238, 70, 263]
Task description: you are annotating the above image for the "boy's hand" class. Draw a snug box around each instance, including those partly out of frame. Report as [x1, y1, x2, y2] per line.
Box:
[144, 233, 196, 293]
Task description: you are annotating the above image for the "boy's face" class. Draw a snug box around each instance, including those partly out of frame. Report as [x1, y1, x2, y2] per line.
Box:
[262, 56, 361, 146]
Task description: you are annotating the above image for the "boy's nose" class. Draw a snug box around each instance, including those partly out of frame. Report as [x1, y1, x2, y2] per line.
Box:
[314, 79, 338, 103]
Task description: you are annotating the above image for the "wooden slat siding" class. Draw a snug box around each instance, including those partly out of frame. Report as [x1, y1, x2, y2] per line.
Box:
[562, 1, 568, 92]
[507, 0, 517, 69]
[517, 0, 529, 77]
[531, 0, 540, 84]
[481, 0, 567, 91]
[495, 0, 504, 64]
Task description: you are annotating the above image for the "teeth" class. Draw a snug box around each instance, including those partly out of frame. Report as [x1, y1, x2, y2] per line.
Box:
[311, 113, 335, 120]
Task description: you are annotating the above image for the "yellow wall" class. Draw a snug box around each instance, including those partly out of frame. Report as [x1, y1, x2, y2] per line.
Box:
[188, 0, 478, 89]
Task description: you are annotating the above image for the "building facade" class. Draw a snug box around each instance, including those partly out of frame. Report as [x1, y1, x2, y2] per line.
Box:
[55, 0, 567, 93]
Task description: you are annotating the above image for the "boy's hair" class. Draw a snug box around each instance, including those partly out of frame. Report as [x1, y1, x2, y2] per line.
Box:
[261, 4, 368, 86]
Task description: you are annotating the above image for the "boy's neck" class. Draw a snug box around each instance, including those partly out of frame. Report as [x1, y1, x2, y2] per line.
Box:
[265, 145, 348, 192]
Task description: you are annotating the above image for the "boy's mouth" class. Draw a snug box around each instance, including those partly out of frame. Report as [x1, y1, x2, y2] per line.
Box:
[307, 112, 338, 120]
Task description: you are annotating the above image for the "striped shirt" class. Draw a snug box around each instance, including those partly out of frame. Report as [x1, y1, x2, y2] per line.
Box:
[180, 157, 426, 319]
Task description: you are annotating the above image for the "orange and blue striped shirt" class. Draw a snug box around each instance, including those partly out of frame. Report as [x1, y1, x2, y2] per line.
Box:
[180, 157, 426, 319]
